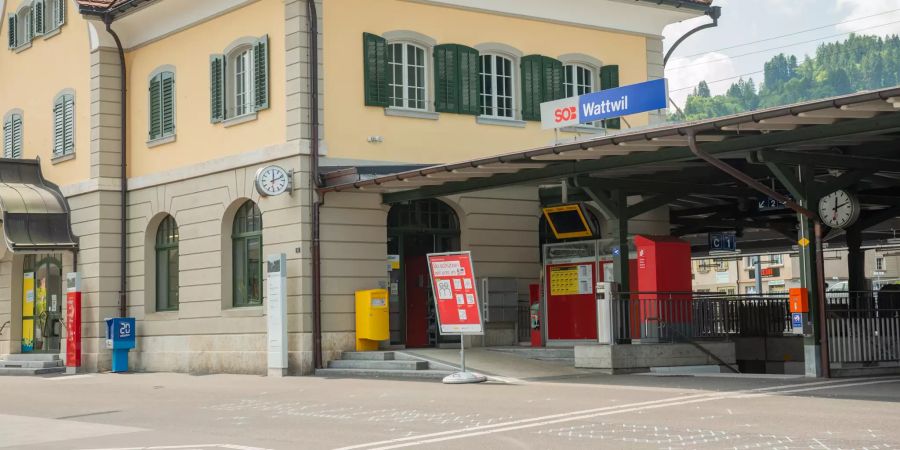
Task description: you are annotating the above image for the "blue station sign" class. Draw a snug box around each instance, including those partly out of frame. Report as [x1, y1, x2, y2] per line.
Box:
[540, 79, 668, 129]
[579, 79, 668, 123]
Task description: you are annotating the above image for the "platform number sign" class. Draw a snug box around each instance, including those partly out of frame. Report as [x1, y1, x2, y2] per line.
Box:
[708, 231, 737, 253]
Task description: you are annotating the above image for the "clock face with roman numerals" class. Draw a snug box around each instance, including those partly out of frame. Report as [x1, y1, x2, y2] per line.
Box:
[817, 189, 860, 229]
[255, 165, 290, 197]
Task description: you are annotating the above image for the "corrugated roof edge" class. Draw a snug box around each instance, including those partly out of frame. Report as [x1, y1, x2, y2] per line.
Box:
[634, 0, 714, 12]
[319, 86, 900, 194]
[77, 0, 157, 19]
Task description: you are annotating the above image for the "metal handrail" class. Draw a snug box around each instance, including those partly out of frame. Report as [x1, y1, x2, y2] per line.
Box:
[0, 320, 8, 337]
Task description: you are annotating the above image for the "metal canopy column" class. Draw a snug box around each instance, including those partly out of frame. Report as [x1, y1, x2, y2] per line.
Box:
[576, 179, 632, 294]
[845, 226, 866, 292]
[797, 163, 824, 377]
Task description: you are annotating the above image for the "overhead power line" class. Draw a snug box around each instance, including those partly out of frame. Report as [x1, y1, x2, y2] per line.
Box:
[670, 70, 765, 93]
[668, 18, 900, 72]
[675, 7, 900, 60]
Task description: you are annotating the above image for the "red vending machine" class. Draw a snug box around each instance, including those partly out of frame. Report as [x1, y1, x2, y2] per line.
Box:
[634, 235, 693, 341]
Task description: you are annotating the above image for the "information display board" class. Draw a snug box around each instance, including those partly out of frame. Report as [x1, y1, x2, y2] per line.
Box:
[426, 252, 484, 335]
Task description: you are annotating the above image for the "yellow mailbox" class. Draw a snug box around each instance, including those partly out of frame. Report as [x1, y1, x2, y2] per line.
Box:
[355, 289, 389, 351]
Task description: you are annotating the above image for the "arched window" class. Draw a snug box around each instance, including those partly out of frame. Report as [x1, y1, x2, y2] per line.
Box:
[387, 42, 427, 110]
[232, 201, 263, 307]
[480, 54, 515, 118]
[210, 36, 269, 123]
[155, 215, 179, 311]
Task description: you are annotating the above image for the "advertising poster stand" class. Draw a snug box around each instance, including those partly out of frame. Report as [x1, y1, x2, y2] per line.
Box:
[426, 251, 487, 384]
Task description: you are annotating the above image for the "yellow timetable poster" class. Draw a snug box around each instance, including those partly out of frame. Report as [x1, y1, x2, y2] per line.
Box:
[549, 264, 593, 296]
[21, 272, 34, 352]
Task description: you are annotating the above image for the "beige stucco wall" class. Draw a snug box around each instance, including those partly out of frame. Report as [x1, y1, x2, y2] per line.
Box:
[125, 0, 287, 178]
[125, 149, 311, 375]
[322, 0, 651, 164]
[0, 0, 92, 186]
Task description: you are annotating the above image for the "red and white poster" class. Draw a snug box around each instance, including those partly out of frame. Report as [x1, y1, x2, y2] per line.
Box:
[426, 252, 484, 335]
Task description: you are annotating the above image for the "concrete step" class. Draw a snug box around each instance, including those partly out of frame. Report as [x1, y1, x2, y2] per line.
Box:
[650, 365, 725, 374]
[488, 347, 575, 361]
[341, 351, 396, 361]
[1, 354, 60, 362]
[327, 359, 427, 370]
[0, 366, 65, 376]
[315, 368, 453, 380]
[0, 360, 62, 369]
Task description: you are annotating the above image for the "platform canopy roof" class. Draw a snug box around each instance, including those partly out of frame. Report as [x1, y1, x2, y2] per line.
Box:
[321, 87, 900, 249]
[0, 159, 78, 253]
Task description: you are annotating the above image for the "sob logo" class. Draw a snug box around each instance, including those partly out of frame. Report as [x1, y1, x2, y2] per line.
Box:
[554, 106, 578, 123]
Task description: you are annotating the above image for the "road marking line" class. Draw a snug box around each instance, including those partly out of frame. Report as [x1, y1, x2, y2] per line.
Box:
[335, 377, 892, 450]
[81, 445, 272, 450]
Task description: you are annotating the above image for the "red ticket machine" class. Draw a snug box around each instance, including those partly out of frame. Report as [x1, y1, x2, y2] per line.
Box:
[634, 236, 692, 340]
[529, 284, 542, 347]
[65, 272, 81, 371]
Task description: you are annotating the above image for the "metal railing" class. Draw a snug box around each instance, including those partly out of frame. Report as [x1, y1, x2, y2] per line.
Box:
[614, 292, 791, 342]
[0, 320, 7, 337]
[826, 291, 900, 364]
[517, 303, 531, 343]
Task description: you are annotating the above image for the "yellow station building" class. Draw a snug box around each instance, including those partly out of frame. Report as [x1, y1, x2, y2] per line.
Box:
[0, 0, 711, 374]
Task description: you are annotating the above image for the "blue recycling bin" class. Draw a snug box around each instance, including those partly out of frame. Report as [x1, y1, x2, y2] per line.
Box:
[105, 318, 136, 373]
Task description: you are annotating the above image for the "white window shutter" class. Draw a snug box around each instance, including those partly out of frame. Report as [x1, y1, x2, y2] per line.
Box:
[53, 100, 64, 156]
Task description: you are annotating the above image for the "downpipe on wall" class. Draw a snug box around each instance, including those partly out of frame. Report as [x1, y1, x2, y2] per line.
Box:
[306, 0, 323, 370]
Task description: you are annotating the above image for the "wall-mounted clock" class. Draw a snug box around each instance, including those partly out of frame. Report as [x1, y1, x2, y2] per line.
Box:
[255, 165, 292, 197]
[817, 189, 860, 229]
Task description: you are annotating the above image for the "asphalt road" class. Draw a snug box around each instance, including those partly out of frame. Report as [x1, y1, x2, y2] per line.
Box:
[0, 372, 899, 449]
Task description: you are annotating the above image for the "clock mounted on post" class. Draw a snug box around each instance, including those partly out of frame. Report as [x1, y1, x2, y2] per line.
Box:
[255, 165, 292, 197]
[817, 189, 860, 229]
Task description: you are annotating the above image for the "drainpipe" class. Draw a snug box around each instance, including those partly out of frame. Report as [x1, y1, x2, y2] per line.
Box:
[306, 0, 323, 370]
[103, 16, 128, 319]
[687, 131, 830, 378]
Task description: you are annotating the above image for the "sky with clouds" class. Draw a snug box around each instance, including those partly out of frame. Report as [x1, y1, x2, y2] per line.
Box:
[663, 0, 900, 108]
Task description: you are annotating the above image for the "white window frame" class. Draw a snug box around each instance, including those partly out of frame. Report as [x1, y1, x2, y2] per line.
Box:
[386, 41, 428, 111]
[564, 63, 594, 98]
[231, 46, 254, 119]
[876, 256, 885, 271]
[479, 53, 516, 119]
[15, 3, 32, 48]
[559, 54, 604, 130]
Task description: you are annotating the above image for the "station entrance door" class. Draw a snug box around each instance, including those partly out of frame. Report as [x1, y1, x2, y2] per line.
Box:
[387, 199, 460, 348]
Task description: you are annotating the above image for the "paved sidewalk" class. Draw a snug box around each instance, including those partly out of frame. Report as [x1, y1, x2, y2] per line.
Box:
[400, 347, 593, 381]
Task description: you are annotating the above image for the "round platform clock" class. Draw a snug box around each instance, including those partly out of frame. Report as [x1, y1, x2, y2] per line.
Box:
[817, 189, 860, 229]
[255, 165, 292, 197]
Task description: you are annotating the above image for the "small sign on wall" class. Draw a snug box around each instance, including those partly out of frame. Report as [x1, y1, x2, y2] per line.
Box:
[266, 253, 288, 376]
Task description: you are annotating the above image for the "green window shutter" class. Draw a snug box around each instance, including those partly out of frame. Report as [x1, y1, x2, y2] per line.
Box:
[8, 14, 16, 49]
[53, 100, 64, 156]
[210, 55, 225, 123]
[33, 1, 44, 36]
[600, 65, 620, 129]
[433, 44, 459, 113]
[458, 45, 480, 115]
[363, 32, 389, 107]
[520, 55, 542, 121]
[161, 72, 175, 135]
[542, 56, 564, 102]
[63, 95, 74, 154]
[11, 115, 22, 159]
[56, 0, 64, 27]
[3, 118, 11, 158]
[149, 74, 162, 139]
[254, 35, 269, 111]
